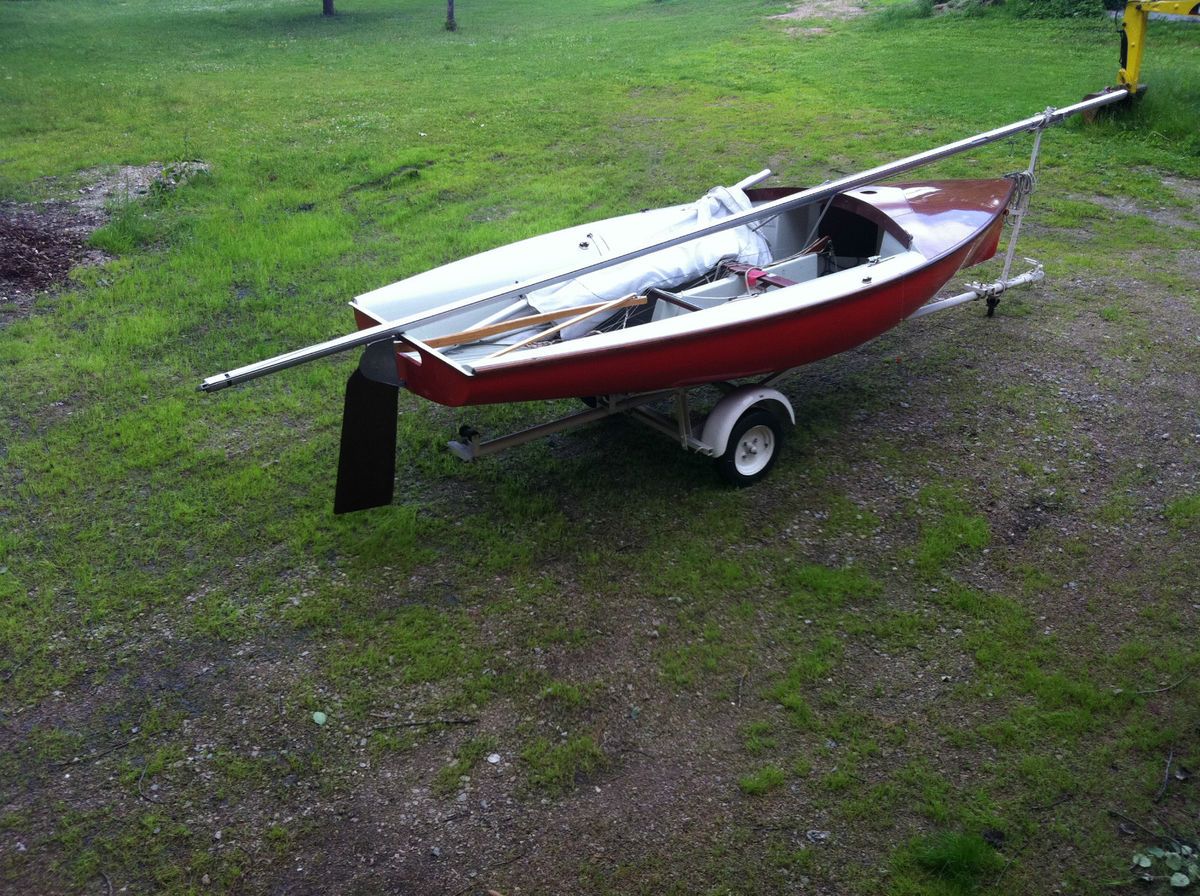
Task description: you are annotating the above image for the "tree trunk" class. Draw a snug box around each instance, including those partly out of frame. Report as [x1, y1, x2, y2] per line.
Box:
[323, 0, 334, 16]
[445, 0, 456, 31]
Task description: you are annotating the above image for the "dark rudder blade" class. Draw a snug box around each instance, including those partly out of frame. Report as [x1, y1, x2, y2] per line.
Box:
[333, 368, 400, 513]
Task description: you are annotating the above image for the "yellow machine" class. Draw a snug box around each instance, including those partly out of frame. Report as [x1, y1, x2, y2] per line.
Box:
[1116, 1, 1199, 92]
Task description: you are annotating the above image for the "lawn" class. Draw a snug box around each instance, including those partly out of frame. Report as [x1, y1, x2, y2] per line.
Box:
[2, 0, 1199, 893]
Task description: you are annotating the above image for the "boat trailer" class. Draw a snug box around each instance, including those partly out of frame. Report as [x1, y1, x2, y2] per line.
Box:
[448, 380, 800, 485]
[445, 248, 1043, 487]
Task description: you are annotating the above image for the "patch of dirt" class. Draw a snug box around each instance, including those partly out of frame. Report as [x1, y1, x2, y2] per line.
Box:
[0, 206, 97, 291]
[933, 0, 1003, 12]
[770, 0, 868, 22]
[0, 202, 105, 321]
[783, 26, 833, 37]
[1163, 175, 1200, 205]
[1080, 192, 1199, 232]
[0, 161, 210, 326]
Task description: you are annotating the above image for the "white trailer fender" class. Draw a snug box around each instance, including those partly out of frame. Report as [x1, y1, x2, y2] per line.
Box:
[701, 386, 795, 457]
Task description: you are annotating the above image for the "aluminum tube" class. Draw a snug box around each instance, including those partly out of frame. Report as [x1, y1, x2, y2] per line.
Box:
[906, 266, 1046, 319]
[446, 388, 678, 459]
[201, 89, 1128, 392]
[732, 168, 774, 191]
[906, 289, 987, 319]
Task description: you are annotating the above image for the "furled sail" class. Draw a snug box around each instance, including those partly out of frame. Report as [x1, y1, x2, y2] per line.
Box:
[525, 185, 772, 339]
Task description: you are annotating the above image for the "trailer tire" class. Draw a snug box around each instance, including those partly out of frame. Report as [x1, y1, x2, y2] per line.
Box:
[716, 407, 783, 486]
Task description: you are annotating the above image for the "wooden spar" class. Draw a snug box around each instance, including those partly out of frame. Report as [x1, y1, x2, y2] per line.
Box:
[484, 294, 644, 360]
[199, 90, 1130, 393]
[470, 298, 529, 333]
[426, 296, 646, 349]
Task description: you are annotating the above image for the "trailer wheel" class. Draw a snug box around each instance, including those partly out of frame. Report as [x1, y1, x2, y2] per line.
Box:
[716, 407, 783, 486]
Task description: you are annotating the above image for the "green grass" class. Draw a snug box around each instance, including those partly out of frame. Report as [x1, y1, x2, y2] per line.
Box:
[742, 720, 778, 754]
[521, 735, 607, 794]
[902, 831, 1006, 894]
[538, 679, 590, 709]
[912, 485, 991, 576]
[738, 764, 787, 796]
[1165, 494, 1200, 529]
[3, 0, 1200, 893]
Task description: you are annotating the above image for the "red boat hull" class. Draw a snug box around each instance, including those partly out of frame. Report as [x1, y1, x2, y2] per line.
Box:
[356, 180, 1013, 407]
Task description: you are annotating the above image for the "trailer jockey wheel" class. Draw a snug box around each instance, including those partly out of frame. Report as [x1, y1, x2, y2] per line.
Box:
[717, 408, 784, 486]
